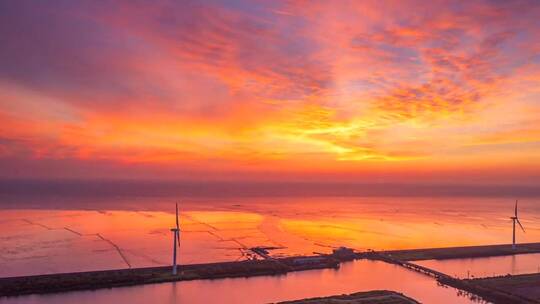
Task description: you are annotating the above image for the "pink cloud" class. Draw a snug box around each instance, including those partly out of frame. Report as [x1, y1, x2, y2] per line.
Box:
[0, 0, 539, 182]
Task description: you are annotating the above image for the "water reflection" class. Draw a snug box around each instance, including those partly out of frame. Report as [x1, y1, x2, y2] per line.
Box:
[1, 260, 481, 304]
[416, 253, 540, 278]
[1, 196, 540, 277]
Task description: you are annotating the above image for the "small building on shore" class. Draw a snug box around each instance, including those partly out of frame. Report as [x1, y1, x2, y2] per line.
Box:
[332, 247, 356, 260]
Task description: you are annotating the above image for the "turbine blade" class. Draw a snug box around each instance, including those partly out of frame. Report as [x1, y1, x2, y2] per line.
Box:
[515, 200, 518, 217]
[517, 218, 525, 233]
[176, 203, 179, 230]
[176, 202, 181, 248]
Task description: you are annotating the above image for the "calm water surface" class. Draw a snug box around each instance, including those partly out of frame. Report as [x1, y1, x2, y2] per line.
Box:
[1, 194, 538, 303]
[0, 260, 479, 304]
[1, 196, 539, 277]
[416, 253, 540, 279]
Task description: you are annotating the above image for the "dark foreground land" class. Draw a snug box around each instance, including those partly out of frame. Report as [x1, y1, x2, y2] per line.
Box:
[468, 273, 540, 303]
[374, 242, 540, 261]
[277, 290, 419, 304]
[0, 256, 339, 297]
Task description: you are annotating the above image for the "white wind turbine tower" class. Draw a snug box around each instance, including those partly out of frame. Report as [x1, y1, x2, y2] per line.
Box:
[510, 200, 525, 250]
[170, 203, 181, 275]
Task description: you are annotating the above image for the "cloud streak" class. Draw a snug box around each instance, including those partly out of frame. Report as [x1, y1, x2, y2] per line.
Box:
[0, 0, 539, 182]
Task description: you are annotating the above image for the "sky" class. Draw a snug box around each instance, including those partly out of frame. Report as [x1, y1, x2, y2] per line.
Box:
[0, 0, 539, 184]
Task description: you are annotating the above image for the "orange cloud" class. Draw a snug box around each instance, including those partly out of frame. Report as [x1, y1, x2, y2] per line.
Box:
[0, 1, 539, 183]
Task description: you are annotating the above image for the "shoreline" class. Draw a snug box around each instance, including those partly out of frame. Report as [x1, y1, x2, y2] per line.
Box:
[0, 256, 340, 297]
[365, 242, 540, 261]
[3, 242, 540, 300]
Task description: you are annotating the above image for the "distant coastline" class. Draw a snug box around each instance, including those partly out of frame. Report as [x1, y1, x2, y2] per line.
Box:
[0, 178, 539, 198]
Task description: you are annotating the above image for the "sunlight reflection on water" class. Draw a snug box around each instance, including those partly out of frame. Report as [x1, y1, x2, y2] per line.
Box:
[0, 260, 483, 304]
[1, 196, 539, 277]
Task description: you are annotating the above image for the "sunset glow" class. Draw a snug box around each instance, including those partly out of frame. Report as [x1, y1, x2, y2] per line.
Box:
[1, 1, 540, 183]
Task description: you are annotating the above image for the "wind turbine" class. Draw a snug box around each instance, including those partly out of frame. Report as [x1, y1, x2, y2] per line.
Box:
[510, 200, 525, 250]
[170, 203, 181, 275]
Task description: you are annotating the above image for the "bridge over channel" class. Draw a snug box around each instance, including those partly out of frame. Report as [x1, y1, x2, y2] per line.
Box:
[368, 252, 451, 280]
[365, 251, 535, 304]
